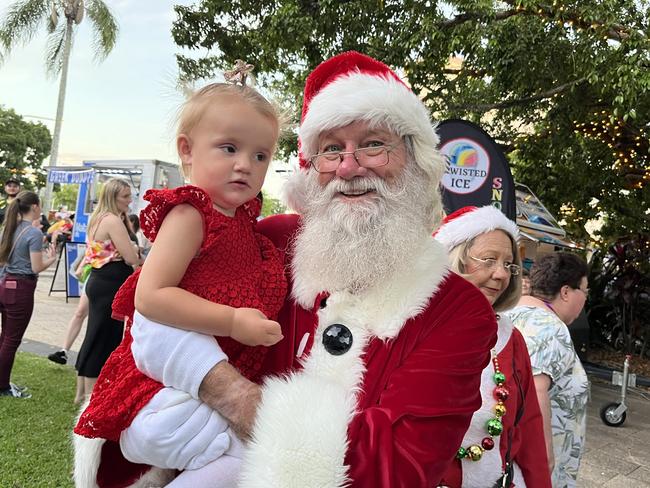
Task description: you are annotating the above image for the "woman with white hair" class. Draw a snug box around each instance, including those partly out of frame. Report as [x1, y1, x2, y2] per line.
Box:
[435, 206, 551, 488]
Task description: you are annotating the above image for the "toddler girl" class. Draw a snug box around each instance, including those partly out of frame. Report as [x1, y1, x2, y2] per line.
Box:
[74, 80, 287, 487]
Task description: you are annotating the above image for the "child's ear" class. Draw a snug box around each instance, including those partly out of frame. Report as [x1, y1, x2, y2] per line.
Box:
[177, 134, 193, 167]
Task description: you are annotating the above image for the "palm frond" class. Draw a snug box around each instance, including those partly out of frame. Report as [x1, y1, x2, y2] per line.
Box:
[85, 0, 118, 61]
[0, 0, 50, 52]
[45, 18, 67, 76]
[47, 5, 59, 34]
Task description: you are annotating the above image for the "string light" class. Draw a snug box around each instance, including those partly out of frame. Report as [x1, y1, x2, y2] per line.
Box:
[575, 113, 649, 188]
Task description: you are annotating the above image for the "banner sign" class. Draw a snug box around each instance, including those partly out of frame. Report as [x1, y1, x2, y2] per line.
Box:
[65, 242, 85, 297]
[48, 169, 94, 184]
[438, 119, 516, 220]
[72, 174, 93, 243]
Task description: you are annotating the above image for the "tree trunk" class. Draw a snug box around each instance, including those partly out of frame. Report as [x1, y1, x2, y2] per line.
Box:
[45, 16, 74, 211]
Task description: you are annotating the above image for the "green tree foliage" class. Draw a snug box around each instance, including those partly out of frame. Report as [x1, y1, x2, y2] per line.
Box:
[0, 106, 51, 193]
[587, 234, 650, 356]
[261, 190, 286, 217]
[172, 0, 649, 243]
[52, 183, 79, 211]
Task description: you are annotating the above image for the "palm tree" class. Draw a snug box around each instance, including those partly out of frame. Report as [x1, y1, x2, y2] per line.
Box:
[0, 0, 118, 207]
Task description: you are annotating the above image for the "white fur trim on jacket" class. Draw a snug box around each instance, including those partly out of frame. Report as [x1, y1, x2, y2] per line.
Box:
[298, 71, 443, 181]
[73, 401, 176, 488]
[239, 292, 369, 488]
[435, 205, 519, 252]
[239, 238, 449, 487]
[459, 316, 524, 488]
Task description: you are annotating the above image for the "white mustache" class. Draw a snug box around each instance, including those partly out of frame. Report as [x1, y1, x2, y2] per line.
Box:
[322, 175, 408, 200]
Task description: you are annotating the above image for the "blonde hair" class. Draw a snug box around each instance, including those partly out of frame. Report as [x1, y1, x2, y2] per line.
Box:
[176, 83, 285, 175]
[448, 233, 523, 312]
[88, 178, 133, 237]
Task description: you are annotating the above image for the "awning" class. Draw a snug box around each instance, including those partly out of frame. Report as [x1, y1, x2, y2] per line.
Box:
[519, 227, 583, 249]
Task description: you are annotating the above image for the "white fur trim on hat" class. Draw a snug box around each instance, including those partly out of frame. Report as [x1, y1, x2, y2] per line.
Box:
[435, 205, 519, 251]
[298, 71, 444, 180]
[281, 165, 309, 213]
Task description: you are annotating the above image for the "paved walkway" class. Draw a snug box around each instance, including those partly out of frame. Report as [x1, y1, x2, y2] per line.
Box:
[18, 268, 650, 486]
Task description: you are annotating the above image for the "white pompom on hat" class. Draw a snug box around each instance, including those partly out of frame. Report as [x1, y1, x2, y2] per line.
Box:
[434, 205, 519, 251]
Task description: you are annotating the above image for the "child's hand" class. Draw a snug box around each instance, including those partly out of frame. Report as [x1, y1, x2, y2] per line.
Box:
[231, 308, 283, 347]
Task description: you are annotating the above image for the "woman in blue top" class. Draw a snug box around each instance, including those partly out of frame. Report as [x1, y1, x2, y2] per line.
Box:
[0, 191, 58, 398]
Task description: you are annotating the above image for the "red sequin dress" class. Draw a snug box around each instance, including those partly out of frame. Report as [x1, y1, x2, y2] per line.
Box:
[75, 186, 287, 442]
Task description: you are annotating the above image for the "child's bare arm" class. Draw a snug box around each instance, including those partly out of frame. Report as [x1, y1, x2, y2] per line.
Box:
[135, 204, 282, 346]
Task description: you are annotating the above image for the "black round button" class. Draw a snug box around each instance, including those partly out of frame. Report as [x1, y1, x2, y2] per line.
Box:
[322, 324, 353, 356]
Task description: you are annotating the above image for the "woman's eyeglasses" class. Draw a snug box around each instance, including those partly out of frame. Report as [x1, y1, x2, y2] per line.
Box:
[468, 255, 521, 276]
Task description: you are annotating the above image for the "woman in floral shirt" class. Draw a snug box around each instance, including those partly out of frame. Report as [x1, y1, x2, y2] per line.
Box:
[507, 252, 589, 488]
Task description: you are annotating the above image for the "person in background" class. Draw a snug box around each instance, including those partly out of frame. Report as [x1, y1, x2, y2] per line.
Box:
[47, 213, 74, 239]
[507, 252, 589, 487]
[0, 177, 21, 225]
[74, 178, 140, 402]
[128, 213, 151, 258]
[127, 214, 139, 236]
[33, 212, 51, 236]
[434, 205, 550, 488]
[0, 191, 58, 398]
[47, 294, 88, 370]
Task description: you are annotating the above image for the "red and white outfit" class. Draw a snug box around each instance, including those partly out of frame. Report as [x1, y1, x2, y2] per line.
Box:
[435, 206, 551, 487]
[73, 186, 287, 488]
[235, 53, 496, 487]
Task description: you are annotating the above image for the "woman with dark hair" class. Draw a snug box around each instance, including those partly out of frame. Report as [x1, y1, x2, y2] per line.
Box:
[0, 191, 57, 398]
[507, 252, 589, 488]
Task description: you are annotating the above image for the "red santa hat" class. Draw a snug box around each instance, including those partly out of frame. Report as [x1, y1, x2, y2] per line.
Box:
[434, 205, 519, 251]
[283, 51, 444, 212]
[296, 51, 442, 178]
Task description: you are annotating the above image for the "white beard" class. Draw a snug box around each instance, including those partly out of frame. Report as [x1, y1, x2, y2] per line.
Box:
[291, 162, 440, 301]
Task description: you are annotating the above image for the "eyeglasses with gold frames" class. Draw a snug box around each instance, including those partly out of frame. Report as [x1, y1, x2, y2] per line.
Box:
[308, 143, 401, 173]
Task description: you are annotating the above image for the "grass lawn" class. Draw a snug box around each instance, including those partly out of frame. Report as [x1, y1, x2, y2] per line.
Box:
[0, 352, 78, 487]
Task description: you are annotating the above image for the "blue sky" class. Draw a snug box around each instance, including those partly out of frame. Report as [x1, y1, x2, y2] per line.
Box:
[1, 0, 201, 165]
[0, 0, 290, 195]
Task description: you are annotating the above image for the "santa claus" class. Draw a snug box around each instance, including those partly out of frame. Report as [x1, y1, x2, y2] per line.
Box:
[74, 51, 498, 487]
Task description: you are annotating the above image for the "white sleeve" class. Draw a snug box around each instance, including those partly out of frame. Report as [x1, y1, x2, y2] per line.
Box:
[131, 311, 228, 399]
